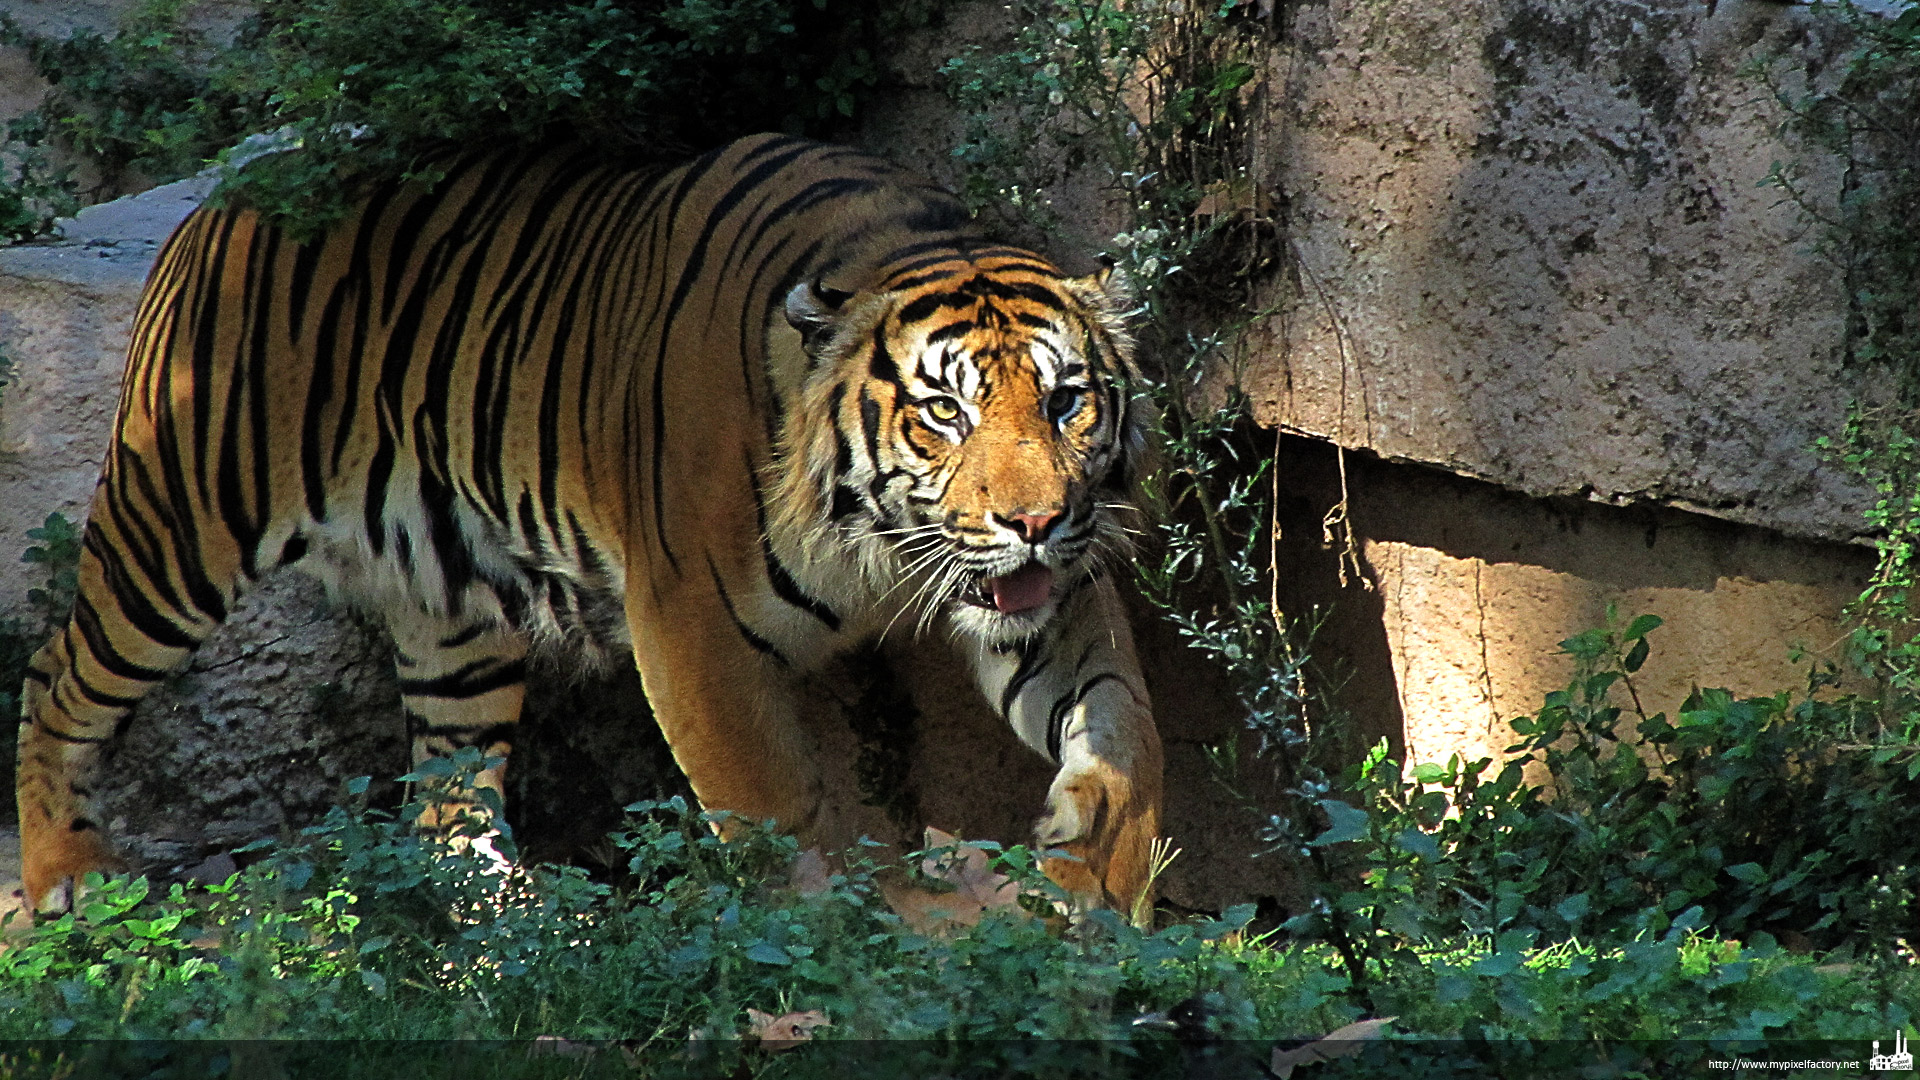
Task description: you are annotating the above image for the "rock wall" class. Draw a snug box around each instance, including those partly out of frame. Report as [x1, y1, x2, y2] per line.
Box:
[1247, 0, 1871, 545]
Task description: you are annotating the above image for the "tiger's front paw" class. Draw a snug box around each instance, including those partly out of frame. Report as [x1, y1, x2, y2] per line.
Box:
[1034, 758, 1159, 918]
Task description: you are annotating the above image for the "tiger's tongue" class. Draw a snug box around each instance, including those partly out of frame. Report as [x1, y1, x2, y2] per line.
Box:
[988, 563, 1055, 614]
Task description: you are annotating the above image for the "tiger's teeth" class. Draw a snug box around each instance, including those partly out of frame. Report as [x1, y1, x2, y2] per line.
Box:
[987, 563, 1054, 614]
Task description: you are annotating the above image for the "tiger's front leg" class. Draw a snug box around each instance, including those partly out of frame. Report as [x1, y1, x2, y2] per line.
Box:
[624, 574, 826, 844]
[967, 575, 1163, 917]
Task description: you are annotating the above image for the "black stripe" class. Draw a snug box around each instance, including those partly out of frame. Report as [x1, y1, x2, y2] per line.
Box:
[300, 268, 347, 521]
[869, 322, 898, 382]
[875, 238, 981, 271]
[218, 221, 276, 579]
[189, 211, 243, 508]
[922, 320, 974, 345]
[568, 511, 612, 583]
[438, 623, 487, 649]
[899, 412, 934, 460]
[285, 231, 325, 343]
[517, 487, 550, 565]
[69, 593, 178, 681]
[79, 533, 199, 652]
[999, 637, 1048, 720]
[707, 556, 788, 666]
[32, 723, 109, 745]
[746, 451, 840, 632]
[99, 462, 189, 618]
[859, 388, 883, 461]
[362, 399, 396, 555]
[895, 290, 976, 327]
[397, 657, 527, 699]
[1050, 673, 1127, 763]
[67, 666, 142, 711]
[830, 392, 854, 477]
[831, 486, 863, 521]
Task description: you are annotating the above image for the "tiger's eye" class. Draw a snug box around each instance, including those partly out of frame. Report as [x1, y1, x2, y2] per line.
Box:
[926, 397, 961, 423]
[1046, 386, 1084, 421]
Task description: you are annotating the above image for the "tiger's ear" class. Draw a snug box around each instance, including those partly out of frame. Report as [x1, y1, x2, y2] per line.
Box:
[1069, 255, 1135, 316]
[784, 279, 854, 351]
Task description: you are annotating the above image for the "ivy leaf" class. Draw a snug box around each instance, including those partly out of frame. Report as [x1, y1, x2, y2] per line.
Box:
[744, 941, 792, 966]
[1307, 799, 1369, 847]
[1624, 614, 1663, 640]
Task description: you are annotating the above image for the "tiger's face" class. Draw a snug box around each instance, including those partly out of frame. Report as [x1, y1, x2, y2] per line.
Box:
[781, 251, 1145, 645]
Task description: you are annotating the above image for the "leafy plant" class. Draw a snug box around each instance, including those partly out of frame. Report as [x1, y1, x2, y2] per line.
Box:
[1, 511, 84, 822]
[0, 115, 81, 243]
[0, 772, 1909, 1073]
[0, 0, 938, 240]
[1347, 611, 1918, 965]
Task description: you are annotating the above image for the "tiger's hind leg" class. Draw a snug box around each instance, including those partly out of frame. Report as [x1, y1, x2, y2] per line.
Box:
[384, 609, 529, 855]
[17, 521, 226, 915]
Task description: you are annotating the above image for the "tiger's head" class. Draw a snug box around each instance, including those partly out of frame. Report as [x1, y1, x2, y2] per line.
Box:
[773, 248, 1147, 645]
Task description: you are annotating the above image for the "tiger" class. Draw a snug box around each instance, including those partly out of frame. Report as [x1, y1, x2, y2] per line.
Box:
[15, 133, 1163, 918]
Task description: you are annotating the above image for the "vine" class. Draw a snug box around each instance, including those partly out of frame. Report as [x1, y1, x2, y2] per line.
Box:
[1765, 2, 1920, 751]
[943, 0, 1389, 993]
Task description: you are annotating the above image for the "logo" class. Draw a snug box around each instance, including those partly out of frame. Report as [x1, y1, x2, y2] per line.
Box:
[1871, 1030, 1915, 1073]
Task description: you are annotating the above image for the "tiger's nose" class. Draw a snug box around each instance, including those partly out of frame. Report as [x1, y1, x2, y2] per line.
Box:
[996, 510, 1062, 543]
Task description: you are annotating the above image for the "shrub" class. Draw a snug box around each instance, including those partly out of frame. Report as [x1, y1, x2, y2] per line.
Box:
[0, 0, 936, 238]
[1345, 612, 1919, 959]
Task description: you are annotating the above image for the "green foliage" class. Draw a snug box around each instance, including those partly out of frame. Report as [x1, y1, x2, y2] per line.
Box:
[1345, 611, 1919, 964]
[0, 115, 81, 244]
[0, 776, 1269, 1067]
[21, 511, 81, 631]
[0, 0, 239, 196]
[0, 777, 1909, 1072]
[1766, 4, 1920, 734]
[0, 0, 935, 239]
[1, 512, 84, 819]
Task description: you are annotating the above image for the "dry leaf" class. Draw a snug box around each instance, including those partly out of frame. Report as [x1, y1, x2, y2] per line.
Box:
[921, 827, 1021, 911]
[746, 1008, 831, 1051]
[884, 828, 1026, 934]
[788, 848, 831, 897]
[1269, 1017, 1395, 1078]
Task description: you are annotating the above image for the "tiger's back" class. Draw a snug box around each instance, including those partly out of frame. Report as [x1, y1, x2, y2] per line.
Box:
[18, 135, 1163, 917]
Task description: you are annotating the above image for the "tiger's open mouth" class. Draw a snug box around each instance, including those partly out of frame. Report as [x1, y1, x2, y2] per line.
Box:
[963, 560, 1056, 615]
